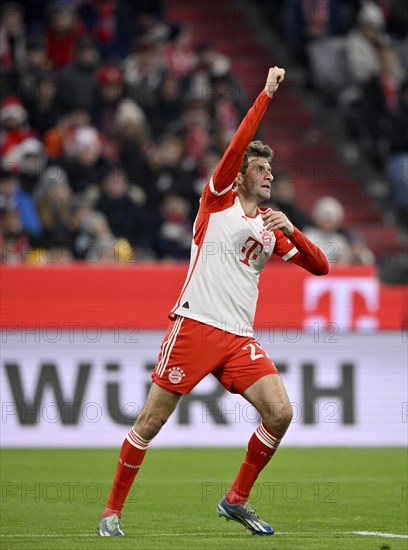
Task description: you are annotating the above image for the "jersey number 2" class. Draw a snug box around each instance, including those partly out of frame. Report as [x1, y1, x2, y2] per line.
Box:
[242, 342, 269, 361]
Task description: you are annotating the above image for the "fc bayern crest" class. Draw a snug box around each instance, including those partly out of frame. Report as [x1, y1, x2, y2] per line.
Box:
[260, 229, 272, 246]
[168, 367, 185, 384]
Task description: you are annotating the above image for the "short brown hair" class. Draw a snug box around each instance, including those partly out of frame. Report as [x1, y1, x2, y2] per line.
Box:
[240, 140, 273, 174]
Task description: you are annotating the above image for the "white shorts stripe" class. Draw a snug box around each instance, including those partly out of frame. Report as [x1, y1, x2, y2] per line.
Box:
[156, 316, 182, 376]
[157, 316, 184, 377]
[156, 316, 184, 377]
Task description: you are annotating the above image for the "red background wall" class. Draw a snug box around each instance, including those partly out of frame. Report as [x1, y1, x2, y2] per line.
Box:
[1, 263, 406, 330]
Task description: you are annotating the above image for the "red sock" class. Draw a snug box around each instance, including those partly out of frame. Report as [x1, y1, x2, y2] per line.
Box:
[102, 429, 150, 518]
[226, 423, 282, 505]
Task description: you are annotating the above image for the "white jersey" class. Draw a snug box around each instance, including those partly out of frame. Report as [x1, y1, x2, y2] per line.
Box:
[170, 90, 327, 335]
[170, 179, 298, 336]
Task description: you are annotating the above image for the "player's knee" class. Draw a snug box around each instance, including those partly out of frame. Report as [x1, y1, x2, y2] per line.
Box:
[279, 402, 293, 429]
[262, 401, 293, 434]
[134, 410, 170, 439]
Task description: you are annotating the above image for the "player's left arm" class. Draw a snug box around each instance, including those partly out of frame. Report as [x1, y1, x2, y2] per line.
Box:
[263, 209, 329, 275]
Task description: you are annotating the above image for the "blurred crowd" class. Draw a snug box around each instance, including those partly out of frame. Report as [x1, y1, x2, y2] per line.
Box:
[256, 0, 407, 227]
[0, 0, 246, 263]
[0, 0, 390, 266]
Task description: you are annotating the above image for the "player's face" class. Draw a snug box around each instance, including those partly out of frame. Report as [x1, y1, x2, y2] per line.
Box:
[241, 157, 273, 203]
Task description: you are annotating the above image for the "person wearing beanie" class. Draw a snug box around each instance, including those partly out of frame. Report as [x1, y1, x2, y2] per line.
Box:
[0, 96, 37, 165]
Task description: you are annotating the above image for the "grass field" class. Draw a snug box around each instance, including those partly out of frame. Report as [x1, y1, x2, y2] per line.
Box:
[1, 448, 407, 549]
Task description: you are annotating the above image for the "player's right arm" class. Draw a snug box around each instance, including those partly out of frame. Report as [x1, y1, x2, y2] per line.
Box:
[209, 67, 285, 197]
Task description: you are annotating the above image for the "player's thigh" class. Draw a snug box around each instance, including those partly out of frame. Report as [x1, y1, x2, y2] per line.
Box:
[213, 335, 278, 394]
[152, 316, 226, 394]
[243, 374, 293, 430]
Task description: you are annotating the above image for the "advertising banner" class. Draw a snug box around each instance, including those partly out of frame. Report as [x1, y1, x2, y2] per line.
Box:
[1, 264, 407, 331]
[1, 330, 406, 447]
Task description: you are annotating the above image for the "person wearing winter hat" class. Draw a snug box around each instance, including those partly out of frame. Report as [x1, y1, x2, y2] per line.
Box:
[92, 66, 125, 135]
[345, 0, 388, 83]
[0, 96, 36, 166]
[303, 196, 352, 264]
[56, 125, 110, 195]
[17, 137, 47, 193]
[0, 96, 27, 128]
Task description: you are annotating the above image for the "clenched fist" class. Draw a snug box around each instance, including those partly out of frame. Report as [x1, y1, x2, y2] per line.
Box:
[264, 66, 285, 97]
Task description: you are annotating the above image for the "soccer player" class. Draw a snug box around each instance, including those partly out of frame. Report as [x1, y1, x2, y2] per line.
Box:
[97, 66, 329, 537]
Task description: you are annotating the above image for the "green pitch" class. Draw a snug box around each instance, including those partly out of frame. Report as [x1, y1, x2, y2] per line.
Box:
[1, 448, 407, 549]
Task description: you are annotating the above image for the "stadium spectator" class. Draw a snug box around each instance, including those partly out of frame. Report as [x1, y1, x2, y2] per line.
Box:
[94, 166, 151, 251]
[43, 106, 91, 159]
[78, 0, 133, 61]
[0, 206, 29, 262]
[45, 1, 86, 69]
[346, 43, 406, 166]
[92, 65, 125, 136]
[211, 73, 244, 150]
[146, 73, 184, 138]
[164, 23, 196, 78]
[57, 125, 110, 196]
[35, 164, 72, 250]
[281, 0, 342, 66]
[344, 1, 388, 84]
[0, 96, 36, 167]
[66, 197, 123, 261]
[0, 167, 42, 239]
[175, 99, 211, 166]
[64, 197, 91, 260]
[187, 41, 232, 101]
[146, 133, 198, 210]
[192, 145, 222, 205]
[348, 232, 375, 265]
[304, 196, 353, 264]
[155, 193, 192, 260]
[122, 35, 167, 110]
[361, 41, 406, 120]
[383, 79, 408, 226]
[0, 2, 26, 76]
[111, 97, 152, 188]
[56, 35, 100, 113]
[24, 73, 60, 138]
[17, 137, 47, 194]
[17, 34, 51, 103]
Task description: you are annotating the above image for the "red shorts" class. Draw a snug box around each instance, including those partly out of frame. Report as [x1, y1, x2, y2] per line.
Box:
[151, 316, 279, 395]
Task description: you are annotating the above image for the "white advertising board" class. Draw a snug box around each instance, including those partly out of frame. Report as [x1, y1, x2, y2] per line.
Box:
[1, 330, 406, 447]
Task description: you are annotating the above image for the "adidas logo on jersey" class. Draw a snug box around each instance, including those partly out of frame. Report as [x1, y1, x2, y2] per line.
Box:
[182, 301, 190, 309]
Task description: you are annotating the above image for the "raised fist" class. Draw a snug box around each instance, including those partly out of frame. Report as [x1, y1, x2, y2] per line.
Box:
[264, 66, 285, 97]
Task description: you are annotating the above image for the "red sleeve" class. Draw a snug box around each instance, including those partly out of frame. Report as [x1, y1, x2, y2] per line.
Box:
[200, 183, 236, 213]
[273, 229, 299, 260]
[276, 227, 329, 275]
[210, 90, 271, 196]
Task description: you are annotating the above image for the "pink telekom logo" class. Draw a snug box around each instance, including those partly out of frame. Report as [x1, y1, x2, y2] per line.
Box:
[303, 277, 380, 329]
